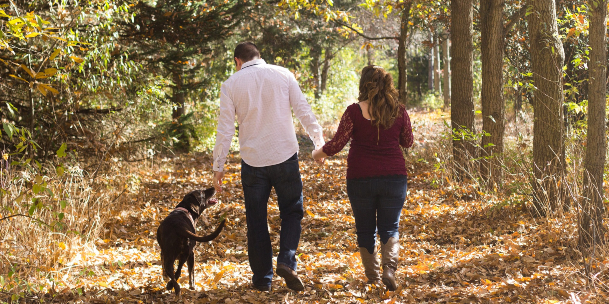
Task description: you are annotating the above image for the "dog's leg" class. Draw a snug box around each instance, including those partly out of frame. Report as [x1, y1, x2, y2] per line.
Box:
[187, 250, 195, 290]
[163, 256, 180, 296]
[174, 253, 188, 289]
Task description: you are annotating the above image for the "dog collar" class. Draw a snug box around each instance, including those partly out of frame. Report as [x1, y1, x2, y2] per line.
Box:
[175, 207, 196, 228]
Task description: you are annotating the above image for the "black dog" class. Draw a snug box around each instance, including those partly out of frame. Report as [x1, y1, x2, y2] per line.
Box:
[156, 188, 226, 296]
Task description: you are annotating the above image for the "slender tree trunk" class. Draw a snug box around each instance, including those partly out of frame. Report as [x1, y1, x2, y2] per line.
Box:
[320, 47, 333, 94]
[442, 35, 451, 109]
[580, 0, 607, 247]
[428, 31, 434, 92]
[172, 69, 185, 120]
[451, 0, 475, 181]
[480, 0, 506, 188]
[310, 45, 322, 100]
[434, 35, 441, 95]
[398, 1, 412, 105]
[367, 43, 374, 66]
[528, 0, 567, 214]
[514, 84, 522, 116]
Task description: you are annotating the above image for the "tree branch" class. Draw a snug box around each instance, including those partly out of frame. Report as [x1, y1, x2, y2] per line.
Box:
[504, 5, 528, 37]
[333, 20, 399, 41]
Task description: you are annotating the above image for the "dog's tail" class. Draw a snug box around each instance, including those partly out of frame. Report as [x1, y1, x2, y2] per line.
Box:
[181, 219, 226, 242]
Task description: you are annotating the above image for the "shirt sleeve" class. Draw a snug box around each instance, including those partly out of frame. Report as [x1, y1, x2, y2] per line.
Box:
[212, 83, 236, 172]
[322, 107, 354, 156]
[288, 73, 325, 150]
[399, 106, 413, 149]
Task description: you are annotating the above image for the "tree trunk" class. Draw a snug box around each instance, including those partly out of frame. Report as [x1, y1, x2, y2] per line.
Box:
[310, 45, 322, 100]
[428, 31, 434, 92]
[172, 69, 185, 120]
[528, 0, 567, 214]
[397, 1, 412, 105]
[450, 0, 475, 181]
[434, 35, 441, 95]
[320, 47, 333, 94]
[442, 35, 451, 109]
[580, 0, 607, 247]
[480, 0, 505, 188]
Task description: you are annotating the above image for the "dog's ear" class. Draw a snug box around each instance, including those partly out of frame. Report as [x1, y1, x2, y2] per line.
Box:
[204, 187, 215, 201]
[182, 191, 201, 208]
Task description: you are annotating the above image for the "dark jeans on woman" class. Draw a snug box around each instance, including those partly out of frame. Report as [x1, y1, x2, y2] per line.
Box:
[241, 153, 304, 288]
[347, 175, 407, 254]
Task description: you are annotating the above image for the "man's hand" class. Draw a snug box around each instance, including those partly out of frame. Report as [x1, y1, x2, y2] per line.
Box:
[312, 148, 327, 165]
[213, 171, 225, 193]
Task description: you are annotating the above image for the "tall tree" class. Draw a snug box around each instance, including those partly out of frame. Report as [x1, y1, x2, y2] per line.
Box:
[527, 0, 567, 214]
[428, 32, 435, 92]
[442, 33, 451, 109]
[579, 0, 607, 246]
[397, 1, 413, 104]
[480, 0, 505, 187]
[450, 0, 475, 180]
[433, 33, 441, 94]
[122, 0, 249, 149]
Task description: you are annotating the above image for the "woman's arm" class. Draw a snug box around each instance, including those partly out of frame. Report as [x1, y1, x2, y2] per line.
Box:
[314, 106, 355, 160]
[399, 107, 414, 148]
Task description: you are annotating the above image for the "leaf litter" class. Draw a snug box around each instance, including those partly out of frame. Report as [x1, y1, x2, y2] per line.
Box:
[5, 110, 609, 303]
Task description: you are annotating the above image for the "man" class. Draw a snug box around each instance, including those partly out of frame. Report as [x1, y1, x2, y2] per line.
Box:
[212, 42, 325, 291]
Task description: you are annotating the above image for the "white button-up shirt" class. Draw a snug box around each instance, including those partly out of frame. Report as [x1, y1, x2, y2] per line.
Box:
[212, 59, 324, 172]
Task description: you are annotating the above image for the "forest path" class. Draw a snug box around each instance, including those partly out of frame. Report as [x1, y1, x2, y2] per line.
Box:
[44, 111, 594, 303]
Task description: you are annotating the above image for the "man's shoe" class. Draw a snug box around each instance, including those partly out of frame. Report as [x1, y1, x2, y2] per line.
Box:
[252, 284, 271, 292]
[276, 264, 305, 291]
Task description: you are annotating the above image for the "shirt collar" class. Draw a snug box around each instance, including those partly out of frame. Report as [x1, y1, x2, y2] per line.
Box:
[241, 58, 266, 70]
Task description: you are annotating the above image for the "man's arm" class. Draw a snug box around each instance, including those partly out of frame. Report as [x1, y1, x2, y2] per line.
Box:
[212, 83, 236, 192]
[287, 73, 325, 150]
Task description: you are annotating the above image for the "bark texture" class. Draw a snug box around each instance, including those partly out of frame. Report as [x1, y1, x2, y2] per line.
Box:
[480, 0, 505, 187]
[450, 0, 475, 181]
[434, 35, 442, 95]
[527, 0, 567, 214]
[397, 1, 412, 104]
[428, 32, 434, 92]
[172, 69, 185, 120]
[580, 0, 607, 247]
[442, 35, 451, 109]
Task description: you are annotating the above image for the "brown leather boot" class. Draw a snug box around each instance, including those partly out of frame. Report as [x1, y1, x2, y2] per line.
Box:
[359, 247, 381, 284]
[381, 237, 399, 291]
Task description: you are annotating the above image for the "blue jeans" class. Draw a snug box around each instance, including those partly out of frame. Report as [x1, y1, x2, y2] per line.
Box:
[241, 153, 304, 288]
[347, 176, 407, 254]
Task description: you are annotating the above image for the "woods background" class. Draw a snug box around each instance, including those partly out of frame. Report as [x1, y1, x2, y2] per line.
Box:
[2, 0, 609, 302]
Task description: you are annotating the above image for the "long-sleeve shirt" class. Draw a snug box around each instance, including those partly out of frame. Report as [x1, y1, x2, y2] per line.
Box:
[213, 59, 325, 172]
[322, 103, 413, 179]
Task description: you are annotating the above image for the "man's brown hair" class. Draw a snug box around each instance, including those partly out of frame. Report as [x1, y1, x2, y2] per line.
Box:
[234, 42, 260, 62]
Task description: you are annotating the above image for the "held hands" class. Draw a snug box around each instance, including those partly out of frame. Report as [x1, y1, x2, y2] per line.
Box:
[213, 171, 224, 193]
[312, 148, 327, 165]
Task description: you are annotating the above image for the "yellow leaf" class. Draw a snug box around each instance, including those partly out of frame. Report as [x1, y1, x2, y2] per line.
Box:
[20, 64, 35, 78]
[70, 56, 84, 63]
[37, 84, 48, 96]
[99, 282, 108, 287]
[25, 32, 40, 38]
[38, 84, 59, 96]
[57, 242, 66, 250]
[49, 49, 61, 61]
[306, 210, 315, 217]
[212, 270, 225, 283]
[9, 74, 28, 83]
[44, 68, 57, 76]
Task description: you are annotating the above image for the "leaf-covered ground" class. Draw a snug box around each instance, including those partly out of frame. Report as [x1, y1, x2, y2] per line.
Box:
[11, 111, 609, 303]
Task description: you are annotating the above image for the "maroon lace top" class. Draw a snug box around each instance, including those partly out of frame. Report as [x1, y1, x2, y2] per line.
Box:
[322, 103, 413, 179]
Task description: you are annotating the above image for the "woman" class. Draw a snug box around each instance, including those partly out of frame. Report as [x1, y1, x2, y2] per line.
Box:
[312, 65, 413, 290]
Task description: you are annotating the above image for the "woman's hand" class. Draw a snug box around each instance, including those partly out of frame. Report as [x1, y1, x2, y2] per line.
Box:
[312, 148, 327, 165]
